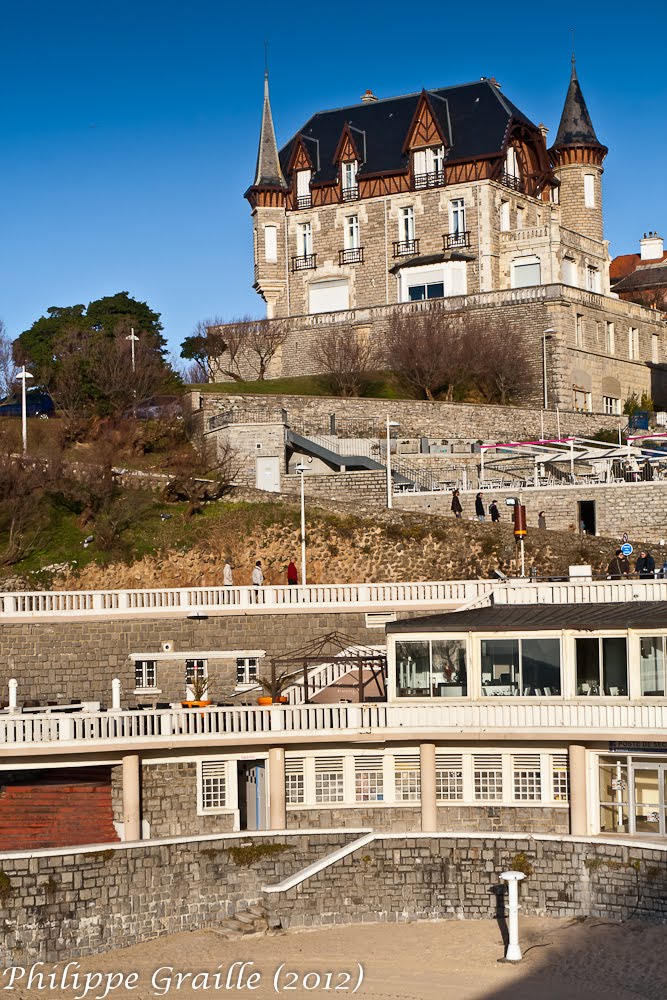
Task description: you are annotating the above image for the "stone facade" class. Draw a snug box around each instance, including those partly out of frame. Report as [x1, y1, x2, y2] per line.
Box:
[286, 805, 568, 835]
[1, 833, 665, 962]
[396, 480, 667, 544]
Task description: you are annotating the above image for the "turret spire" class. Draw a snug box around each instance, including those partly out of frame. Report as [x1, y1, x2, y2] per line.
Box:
[253, 71, 286, 189]
[552, 59, 605, 152]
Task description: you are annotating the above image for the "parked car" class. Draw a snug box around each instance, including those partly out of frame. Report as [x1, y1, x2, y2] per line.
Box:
[0, 388, 55, 418]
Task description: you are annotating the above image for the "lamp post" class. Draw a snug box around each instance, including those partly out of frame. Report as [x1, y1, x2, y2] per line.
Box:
[16, 366, 34, 454]
[386, 417, 400, 509]
[295, 462, 308, 586]
[542, 328, 557, 410]
[126, 328, 139, 373]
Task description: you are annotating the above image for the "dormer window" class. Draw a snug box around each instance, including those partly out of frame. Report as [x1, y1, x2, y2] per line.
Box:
[341, 161, 359, 201]
[502, 147, 523, 192]
[414, 146, 445, 189]
[296, 169, 312, 209]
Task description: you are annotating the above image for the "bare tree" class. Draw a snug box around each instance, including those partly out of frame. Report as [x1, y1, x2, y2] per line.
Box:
[313, 325, 384, 396]
[464, 317, 537, 404]
[0, 319, 18, 399]
[386, 310, 468, 400]
[0, 429, 52, 564]
[163, 438, 241, 511]
[244, 317, 289, 380]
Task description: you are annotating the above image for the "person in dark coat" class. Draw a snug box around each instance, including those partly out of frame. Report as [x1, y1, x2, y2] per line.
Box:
[636, 550, 656, 579]
[287, 559, 298, 586]
[607, 549, 628, 579]
[538, 511, 547, 530]
[475, 493, 485, 522]
[451, 490, 462, 519]
[489, 500, 500, 523]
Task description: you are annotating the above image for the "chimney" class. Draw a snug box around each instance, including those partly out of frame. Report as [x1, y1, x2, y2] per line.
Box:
[640, 232, 664, 261]
[360, 89, 378, 103]
[537, 123, 549, 141]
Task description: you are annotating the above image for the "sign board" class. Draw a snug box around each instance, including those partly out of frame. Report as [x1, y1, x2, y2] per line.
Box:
[621, 543, 633, 556]
[505, 497, 518, 507]
[609, 742, 667, 753]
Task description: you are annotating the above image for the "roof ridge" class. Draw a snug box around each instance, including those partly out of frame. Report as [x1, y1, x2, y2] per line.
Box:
[307, 79, 496, 119]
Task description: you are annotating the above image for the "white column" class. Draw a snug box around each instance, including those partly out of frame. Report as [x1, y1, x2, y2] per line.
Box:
[8, 678, 18, 713]
[122, 753, 141, 842]
[420, 742, 437, 832]
[268, 747, 286, 831]
[111, 678, 122, 711]
[568, 744, 588, 837]
[500, 871, 525, 961]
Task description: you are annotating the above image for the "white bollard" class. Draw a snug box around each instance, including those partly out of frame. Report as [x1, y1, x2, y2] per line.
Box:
[111, 678, 122, 712]
[8, 678, 18, 713]
[500, 871, 526, 961]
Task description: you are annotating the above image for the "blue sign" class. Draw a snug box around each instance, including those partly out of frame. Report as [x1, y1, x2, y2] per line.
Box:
[621, 543, 633, 556]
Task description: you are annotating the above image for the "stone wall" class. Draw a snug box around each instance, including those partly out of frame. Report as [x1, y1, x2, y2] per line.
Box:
[282, 471, 387, 503]
[287, 806, 568, 835]
[140, 762, 235, 839]
[1, 833, 665, 963]
[396, 481, 667, 544]
[0, 611, 379, 708]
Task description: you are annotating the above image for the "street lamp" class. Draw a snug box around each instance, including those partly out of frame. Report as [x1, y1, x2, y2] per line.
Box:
[125, 328, 139, 373]
[294, 462, 308, 586]
[386, 417, 400, 509]
[16, 366, 34, 454]
[542, 328, 557, 410]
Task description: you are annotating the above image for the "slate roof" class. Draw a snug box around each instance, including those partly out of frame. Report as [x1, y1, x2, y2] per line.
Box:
[386, 602, 667, 633]
[552, 60, 605, 150]
[278, 79, 535, 185]
[253, 73, 287, 189]
[613, 263, 667, 292]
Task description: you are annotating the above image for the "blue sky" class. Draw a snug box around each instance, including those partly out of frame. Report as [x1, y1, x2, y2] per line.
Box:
[2, 0, 666, 360]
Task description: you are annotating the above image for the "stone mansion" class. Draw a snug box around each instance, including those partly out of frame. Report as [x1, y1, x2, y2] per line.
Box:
[237, 63, 667, 414]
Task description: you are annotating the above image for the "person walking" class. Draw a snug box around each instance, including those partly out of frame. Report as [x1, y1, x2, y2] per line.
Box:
[287, 559, 298, 586]
[489, 500, 500, 523]
[635, 550, 656, 579]
[451, 489, 463, 519]
[607, 549, 628, 580]
[475, 492, 486, 522]
[252, 559, 264, 602]
[223, 559, 233, 587]
[538, 511, 547, 530]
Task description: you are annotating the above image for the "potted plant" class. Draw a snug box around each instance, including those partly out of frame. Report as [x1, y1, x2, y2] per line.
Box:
[256, 668, 295, 706]
[181, 674, 212, 708]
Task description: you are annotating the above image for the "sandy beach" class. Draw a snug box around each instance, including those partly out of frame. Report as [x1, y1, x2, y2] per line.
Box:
[6, 916, 667, 1000]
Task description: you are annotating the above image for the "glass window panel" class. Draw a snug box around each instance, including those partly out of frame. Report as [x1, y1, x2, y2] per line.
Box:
[436, 769, 463, 800]
[474, 769, 503, 800]
[521, 638, 561, 695]
[481, 639, 519, 695]
[426, 282, 445, 299]
[396, 640, 430, 697]
[634, 768, 660, 834]
[640, 637, 666, 696]
[431, 639, 467, 697]
[599, 760, 629, 833]
[408, 285, 426, 301]
[576, 637, 600, 694]
[602, 637, 627, 695]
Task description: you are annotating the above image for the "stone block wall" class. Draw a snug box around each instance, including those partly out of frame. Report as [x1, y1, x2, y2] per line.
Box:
[281, 471, 387, 503]
[396, 481, 667, 544]
[139, 762, 235, 840]
[1, 833, 666, 963]
[286, 805, 568, 835]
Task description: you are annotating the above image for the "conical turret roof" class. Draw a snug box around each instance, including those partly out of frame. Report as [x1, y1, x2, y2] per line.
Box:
[553, 59, 605, 150]
[253, 73, 287, 188]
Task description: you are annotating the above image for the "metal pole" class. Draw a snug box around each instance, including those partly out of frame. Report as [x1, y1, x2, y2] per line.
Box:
[540, 410, 544, 443]
[542, 331, 548, 409]
[520, 537, 525, 578]
[556, 407, 561, 440]
[386, 416, 392, 509]
[570, 439, 575, 481]
[20, 366, 28, 454]
[500, 872, 525, 961]
[299, 471, 307, 586]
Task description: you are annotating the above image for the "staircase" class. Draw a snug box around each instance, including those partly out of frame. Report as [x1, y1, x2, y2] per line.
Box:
[0, 768, 119, 851]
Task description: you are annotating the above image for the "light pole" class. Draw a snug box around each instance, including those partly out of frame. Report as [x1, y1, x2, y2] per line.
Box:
[386, 417, 400, 509]
[16, 366, 34, 454]
[295, 462, 308, 586]
[126, 328, 139, 373]
[542, 328, 557, 410]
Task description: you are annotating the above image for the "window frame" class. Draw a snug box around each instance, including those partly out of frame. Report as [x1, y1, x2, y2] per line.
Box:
[134, 659, 158, 692]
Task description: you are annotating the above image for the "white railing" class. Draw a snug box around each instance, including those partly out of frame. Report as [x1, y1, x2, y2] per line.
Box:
[493, 579, 667, 605]
[0, 581, 491, 620]
[4, 699, 667, 748]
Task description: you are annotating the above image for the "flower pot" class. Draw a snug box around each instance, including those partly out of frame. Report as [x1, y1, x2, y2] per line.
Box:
[275, 696, 289, 705]
[257, 696, 273, 706]
[181, 700, 212, 708]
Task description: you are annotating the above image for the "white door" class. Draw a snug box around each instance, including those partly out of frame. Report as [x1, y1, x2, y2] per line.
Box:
[255, 456, 280, 493]
[309, 279, 350, 314]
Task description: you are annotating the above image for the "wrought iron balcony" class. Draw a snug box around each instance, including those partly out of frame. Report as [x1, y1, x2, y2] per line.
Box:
[291, 253, 317, 272]
[392, 239, 419, 258]
[339, 247, 364, 265]
[341, 185, 359, 202]
[296, 194, 312, 209]
[443, 231, 471, 250]
[500, 172, 524, 193]
[414, 170, 446, 190]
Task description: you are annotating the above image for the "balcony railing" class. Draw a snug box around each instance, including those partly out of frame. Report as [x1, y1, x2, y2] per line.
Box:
[393, 239, 419, 258]
[443, 231, 470, 250]
[339, 247, 364, 265]
[291, 253, 317, 272]
[296, 194, 312, 209]
[500, 172, 524, 193]
[341, 185, 359, 202]
[414, 170, 446, 190]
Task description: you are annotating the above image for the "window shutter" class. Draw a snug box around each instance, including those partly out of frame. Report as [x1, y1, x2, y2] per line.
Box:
[264, 225, 277, 263]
